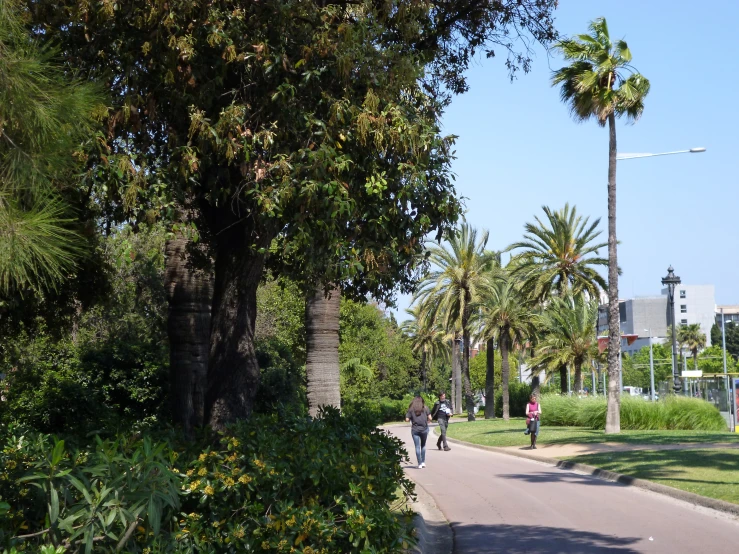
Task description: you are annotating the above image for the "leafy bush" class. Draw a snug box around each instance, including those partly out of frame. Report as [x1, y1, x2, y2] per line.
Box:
[494, 382, 533, 418]
[1, 410, 415, 553]
[343, 393, 436, 425]
[539, 394, 727, 431]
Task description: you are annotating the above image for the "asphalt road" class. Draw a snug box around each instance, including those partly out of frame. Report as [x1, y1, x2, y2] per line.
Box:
[389, 425, 739, 553]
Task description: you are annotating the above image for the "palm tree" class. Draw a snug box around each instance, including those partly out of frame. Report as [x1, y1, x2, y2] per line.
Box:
[415, 224, 495, 421]
[508, 204, 607, 302]
[473, 270, 538, 420]
[402, 304, 450, 392]
[552, 18, 650, 434]
[679, 323, 706, 370]
[305, 286, 341, 417]
[531, 294, 598, 393]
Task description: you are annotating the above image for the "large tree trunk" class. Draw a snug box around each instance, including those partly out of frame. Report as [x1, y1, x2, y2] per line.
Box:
[605, 111, 621, 434]
[574, 361, 583, 394]
[305, 286, 341, 417]
[531, 373, 541, 397]
[484, 338, 496, 419]
[452, 336, 462, 414]
[461, 306, 475, 421]
[420, 349, 427, 392]
[205, 226, 271, 430]
[501, 333, 511, 421]
[559, 366, 568, 394]
[165, 231, 213, 434]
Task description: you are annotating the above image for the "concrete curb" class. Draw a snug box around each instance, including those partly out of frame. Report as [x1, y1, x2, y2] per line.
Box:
[444, 434, 739, 518]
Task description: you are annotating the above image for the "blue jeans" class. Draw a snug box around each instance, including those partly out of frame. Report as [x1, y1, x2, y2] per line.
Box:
[411, 430, 428, 465]
[525, 420, 540, 436]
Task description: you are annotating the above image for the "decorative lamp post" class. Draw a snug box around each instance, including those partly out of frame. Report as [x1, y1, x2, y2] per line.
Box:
[661, 266, 682, 393]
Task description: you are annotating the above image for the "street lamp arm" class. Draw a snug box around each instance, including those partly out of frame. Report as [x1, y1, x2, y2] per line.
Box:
[617, 147, 706, 160]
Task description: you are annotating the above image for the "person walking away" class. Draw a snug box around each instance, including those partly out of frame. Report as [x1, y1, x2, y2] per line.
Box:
[405, 395, 431, 468]
[431, 391, 452, 451]
[525, 394, 541, 449]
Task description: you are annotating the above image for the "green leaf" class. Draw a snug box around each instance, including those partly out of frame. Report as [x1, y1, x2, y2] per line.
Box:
[51, 440, 65, 466]
[49, 486, 59, 523]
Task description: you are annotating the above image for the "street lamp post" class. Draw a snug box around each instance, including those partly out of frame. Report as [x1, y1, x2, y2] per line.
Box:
[661, 266, 682, 394]
[645, 329, 655, 401]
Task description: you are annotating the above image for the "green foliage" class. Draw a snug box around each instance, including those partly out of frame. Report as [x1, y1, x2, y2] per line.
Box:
[1, 411, 415, 553]
[339, 300, 419, 401]
[469, 350, 502, 393]
[539, 394, 727, 431]
[0, 225, 169, 434]
[0, 0, 102, 295]
[621, 343, 673, 390]
[343, 393, 436, 426]
[711, 322, 739, 360]
[493, 382, 533, 418]
[507, 204, 607, 301]
[254, 276, 306, 413]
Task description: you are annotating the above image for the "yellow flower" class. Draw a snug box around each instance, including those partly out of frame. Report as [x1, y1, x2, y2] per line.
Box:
[198, 467, 208, 476]
[350, 465, 357, 473]
[231, 467, 241, 476]
[204, 485, 215, 496]
[224, 477, 235, 487]
[212, 521, 221, 528]
[214, 471, 225, 479]
[226, 454, 238, 462]
[253, 459, 265, 469]
[238, 474, 252, 485]
[231, 438, 240, 447]
[261, 541, 270, 549]
[186, 469, 194, 477]
[198, 453, 208, 462]
[189, 480, 201, 490]
[233, 528, 245, 539]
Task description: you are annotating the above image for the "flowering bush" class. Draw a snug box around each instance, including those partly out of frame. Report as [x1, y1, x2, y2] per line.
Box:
[0, 409, 415, 553]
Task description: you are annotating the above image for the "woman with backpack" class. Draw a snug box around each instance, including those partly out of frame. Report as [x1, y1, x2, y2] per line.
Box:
[405, 395, 432, 468]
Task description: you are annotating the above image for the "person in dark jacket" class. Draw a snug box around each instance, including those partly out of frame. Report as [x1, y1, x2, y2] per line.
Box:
[431, 391, 452, 451]
[405, 395, 432, 468]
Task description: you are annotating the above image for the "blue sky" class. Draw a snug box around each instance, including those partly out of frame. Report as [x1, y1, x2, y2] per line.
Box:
[392, 0, 739, 320]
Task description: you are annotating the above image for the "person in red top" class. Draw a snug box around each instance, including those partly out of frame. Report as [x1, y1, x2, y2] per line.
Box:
[524, 394, 541, 449]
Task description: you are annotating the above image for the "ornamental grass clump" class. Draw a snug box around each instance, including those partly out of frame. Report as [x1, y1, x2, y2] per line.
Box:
[539, 393, 726, 431]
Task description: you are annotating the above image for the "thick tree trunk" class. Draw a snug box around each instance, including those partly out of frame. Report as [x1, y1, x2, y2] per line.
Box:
[305, 286, 341, 417]
[484, 338, 496, 419]
[574, 361, 583, 394]
[606, 111, 621, 434]
[559, 366, 568, 394]
[452, 337, 462, 414]
[205, 227, 271, 430]
[461, 308, 475, 421]
[531, 373, 541, 397]
[420, 349, 427, 392]
[501, 333, 511, 421]
[165, 232, 213, 433]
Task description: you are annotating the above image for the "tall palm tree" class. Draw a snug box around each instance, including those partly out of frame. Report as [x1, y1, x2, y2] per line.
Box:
[415, 224, 495, 421]
[473, 270, 538, 420]
[508, 204, 607, 302]
[679, 323, 706, 370]
[552, 18, 650, 434]
[305, 286, 341, 417]
[531, 293, 598, 393]
[402, 304, 450, 392]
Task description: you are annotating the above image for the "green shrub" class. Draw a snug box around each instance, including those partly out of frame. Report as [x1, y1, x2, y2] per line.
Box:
[494, 382, 533, 418]
[343, 392, 436, 425]
[538, 394, 727, 431]
[1, 409, 415, 553]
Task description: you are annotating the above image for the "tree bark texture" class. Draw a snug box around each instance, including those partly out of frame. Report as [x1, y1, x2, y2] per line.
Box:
[461, 305, 475, 421]
[205, 227, 271, 430]
[606, 112, 621, 434]
[452, 337, 462, 414]
[165, 233, 213, 433]
[574, 361, 583, 394]
[484, 338, 496, 419]
[305, 286, 342, 417]
[420, 349, 427, 393]
[559, 366, 568, 394]
[501, 332, 511, 420]
[531, 373, 541, 397]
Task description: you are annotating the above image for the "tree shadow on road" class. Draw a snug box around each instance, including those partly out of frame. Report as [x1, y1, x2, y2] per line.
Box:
[451, 523, 642, 553]
[496, 470, 624, 487]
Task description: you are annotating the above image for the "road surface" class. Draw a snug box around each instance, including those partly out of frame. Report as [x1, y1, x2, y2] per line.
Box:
[389, 425, 739, 553]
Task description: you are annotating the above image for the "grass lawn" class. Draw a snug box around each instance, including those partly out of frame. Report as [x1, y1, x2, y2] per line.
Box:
[564, 449, 739, 505]
[445, 418, 739, 449]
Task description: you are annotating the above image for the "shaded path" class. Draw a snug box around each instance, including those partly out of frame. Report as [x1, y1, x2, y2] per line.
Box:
[388, 425, 739, 553]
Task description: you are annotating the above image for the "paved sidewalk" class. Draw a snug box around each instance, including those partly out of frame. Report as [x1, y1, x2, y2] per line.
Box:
[501, 441, 739, 460]
[388, 424, 739, 553]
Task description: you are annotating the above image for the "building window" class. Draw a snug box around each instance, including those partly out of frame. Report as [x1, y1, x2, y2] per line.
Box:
[680, 290, 686, 298]
[680, 305, 687, 313]
[680, 319, 688, 325]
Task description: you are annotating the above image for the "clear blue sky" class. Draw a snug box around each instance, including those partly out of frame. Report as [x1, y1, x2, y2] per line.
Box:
[392, 0, 739, 320]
